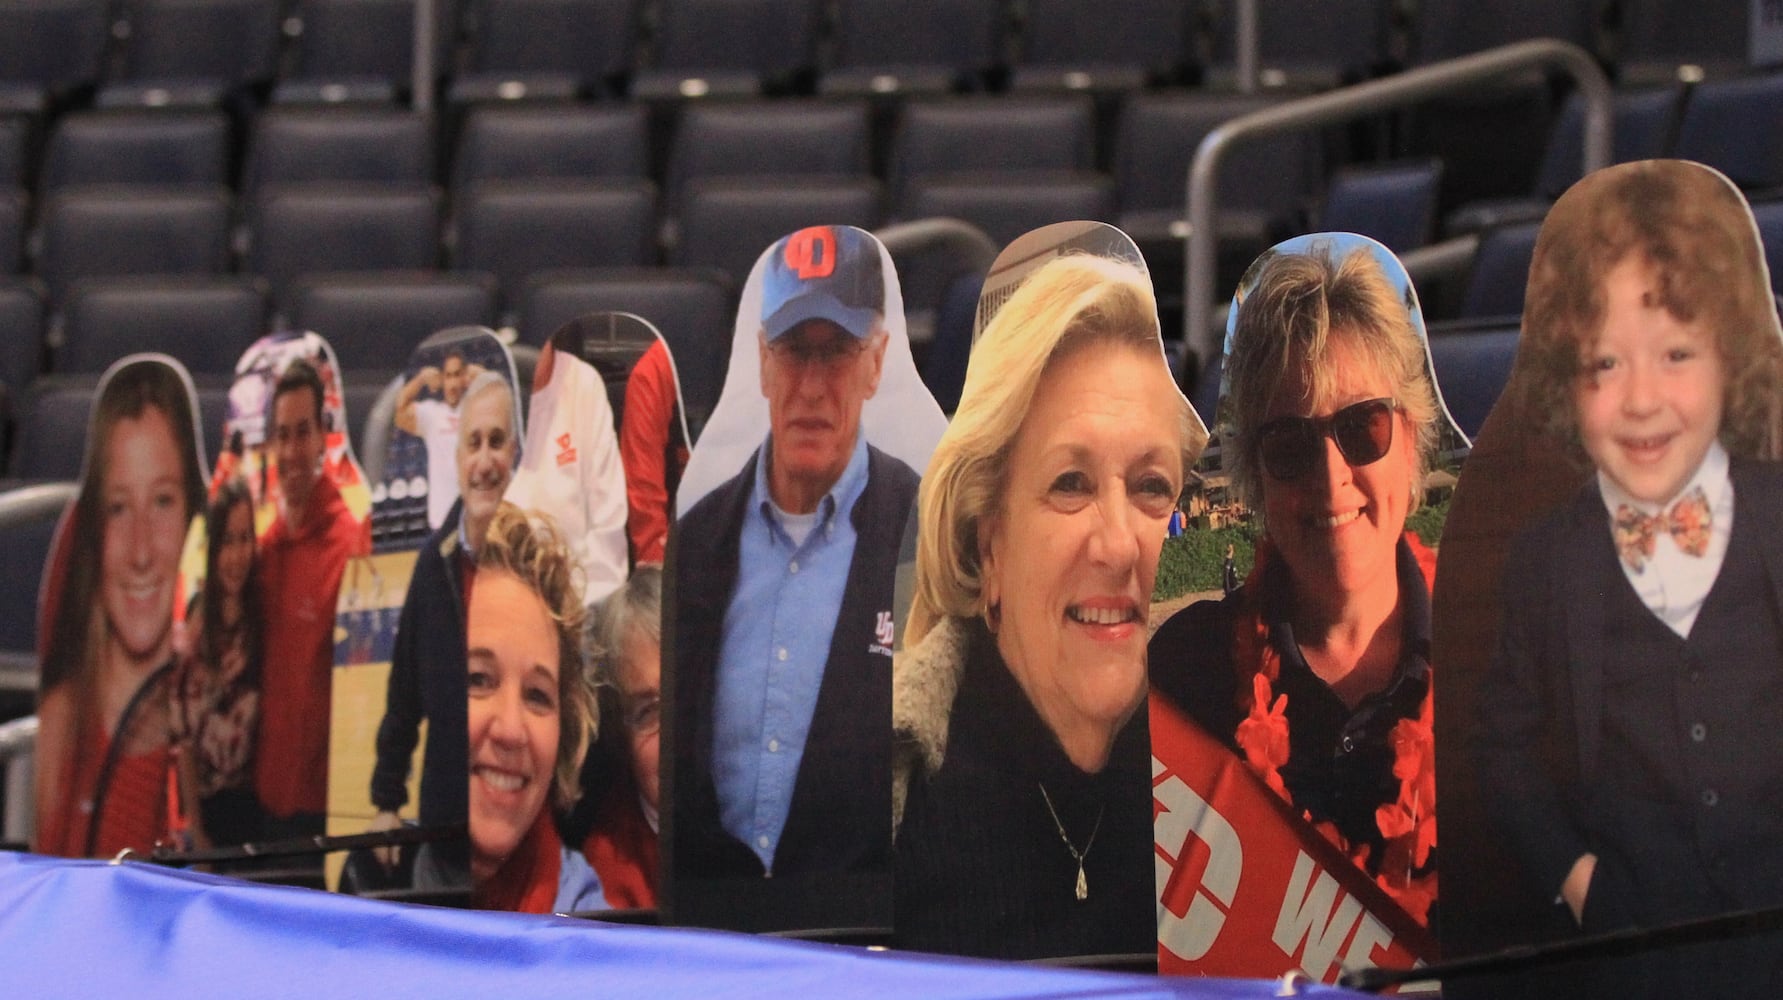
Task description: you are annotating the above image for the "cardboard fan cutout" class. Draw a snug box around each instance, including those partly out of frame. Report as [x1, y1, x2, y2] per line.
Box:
[467, 311, 688, 914]
[663, 224, 944, 934]
[331, 326, 520, 901]
[32, 355, 208, 859]
[892, 221, 1207, 961]
[1149, 233, 1456, 981]
[1435, 160, 1783, 994]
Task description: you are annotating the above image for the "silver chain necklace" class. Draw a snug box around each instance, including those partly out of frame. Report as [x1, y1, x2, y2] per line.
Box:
[1038, 782, 1103, 901]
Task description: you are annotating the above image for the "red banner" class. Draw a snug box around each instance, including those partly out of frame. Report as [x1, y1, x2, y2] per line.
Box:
[1151, 693, 1437, 985]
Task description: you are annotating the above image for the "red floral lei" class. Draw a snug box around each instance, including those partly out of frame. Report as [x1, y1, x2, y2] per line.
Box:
[1229, 534, 1439, 924]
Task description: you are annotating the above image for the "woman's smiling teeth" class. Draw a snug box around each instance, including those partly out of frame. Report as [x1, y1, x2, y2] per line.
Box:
[476, 766, 527, 792]
[1067, 604, 1138, 626]
[1318, 508, 1364, 529]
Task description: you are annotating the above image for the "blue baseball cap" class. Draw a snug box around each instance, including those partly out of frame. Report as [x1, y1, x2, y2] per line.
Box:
[759, 225, 885, 341]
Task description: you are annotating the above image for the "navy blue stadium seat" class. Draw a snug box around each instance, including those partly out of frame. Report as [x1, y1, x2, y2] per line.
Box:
[106, 0, 282, 104]
[58, 276, 267, 375]
[671, 178, 883, 288]
[1115, 91, 1322, 247]
[890, 96, 1095, 207]
[1205, 0, 1387, 90]
[902, 172, 1117, 249]
[0, 482, 79, 696]
[822, 0, 1000, 96]
[39, 110, 231, 191]
[0, 0, 109, 101]
[1411, 0, 1597, 65]
[1459, 220, 1543, 320]
[0, 278, 43, 390]
[1428, 324, 1520, 440]
[37, 186, 234, 303]
[1013, 0, 1190, 91]
[1319, 159, 1443, 253]
[1675, 73, 1783, 193]
[1616, 0, 1751, 84]
[517, 266, 733, 434]
[456, 0, 639, 98]
[245, 108, 435, 196]
[9, 376, 95, 480]
[1754, 200, 1783, 297]
[666, 101, 871, 217]
[453, 180, 658, 309]
[451, 104, 648, 195]
[0, 189, 22, 274]
[634, 0, 822, 97]
[283, 0, 453, 96]
[288, 272, 499, 371]
[249, 184, 443, 308]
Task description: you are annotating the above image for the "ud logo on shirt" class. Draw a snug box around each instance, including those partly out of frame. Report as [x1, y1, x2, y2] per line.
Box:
[555, 431, 578, 467]
[868, 610, 894, 657]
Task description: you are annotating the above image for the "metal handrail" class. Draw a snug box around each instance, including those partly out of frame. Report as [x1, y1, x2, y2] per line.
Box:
[1181, 38, 1614, 376]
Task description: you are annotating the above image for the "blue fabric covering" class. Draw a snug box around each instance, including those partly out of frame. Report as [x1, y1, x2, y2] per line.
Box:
[0, 851, 1367, 999]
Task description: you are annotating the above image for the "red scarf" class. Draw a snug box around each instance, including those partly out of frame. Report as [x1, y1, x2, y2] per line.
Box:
[1229, 533, 1439, 923]
[474, 809, 563, 914]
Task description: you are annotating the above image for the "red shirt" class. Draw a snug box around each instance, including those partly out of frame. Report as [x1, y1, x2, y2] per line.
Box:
[253, 475, 362, 818]
[581, 776, 660, 909]
[620, 339, 687, 565]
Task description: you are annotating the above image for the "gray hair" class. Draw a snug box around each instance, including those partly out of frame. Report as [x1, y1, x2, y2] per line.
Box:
[589, 564, 662, 688]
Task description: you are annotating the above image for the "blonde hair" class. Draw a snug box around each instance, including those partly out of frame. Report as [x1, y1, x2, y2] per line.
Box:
[907, 253, 1198, 645]
[1519, 159, 1783, 460]
[475, 502, 595, 808]
[1225, 246, 1440, 516]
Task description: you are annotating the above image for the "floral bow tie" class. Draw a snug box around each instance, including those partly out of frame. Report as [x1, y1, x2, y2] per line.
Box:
[1614, 486, 1711, 573]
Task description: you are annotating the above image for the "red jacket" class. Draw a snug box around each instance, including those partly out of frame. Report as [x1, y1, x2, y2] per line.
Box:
[254, 475, 362, 818]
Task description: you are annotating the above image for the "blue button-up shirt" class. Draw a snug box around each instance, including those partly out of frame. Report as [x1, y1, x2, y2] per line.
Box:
[712, 432, 870, 871]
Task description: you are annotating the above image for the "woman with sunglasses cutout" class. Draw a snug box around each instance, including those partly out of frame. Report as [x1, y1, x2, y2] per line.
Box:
[1150, 242, 1441, 923]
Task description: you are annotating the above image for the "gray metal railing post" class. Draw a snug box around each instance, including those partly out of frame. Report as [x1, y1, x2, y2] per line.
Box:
[1181, 38, 1613, 377]
[1234, 0, 1259, 94]
[413, 0, 435, 113]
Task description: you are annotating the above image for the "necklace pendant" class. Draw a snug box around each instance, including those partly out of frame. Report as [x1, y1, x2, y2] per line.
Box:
[1075, 864, 1088, 901]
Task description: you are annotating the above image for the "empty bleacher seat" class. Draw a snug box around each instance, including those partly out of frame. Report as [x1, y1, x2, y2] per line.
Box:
[452, 104, 648, 195]
[1012, 0, 1190, 91]
[105, 0, 282, 105]
[0, 117, 25, 189]
[282, 0, 453, 99]
[1410, 0, 1597, 65]
[287, 272, 499, 371]
[1428, 324, 1520, 440]
[1675, 73, 1783, 194]
[822, 0, 1001, 96]
[1459, 220, 1543, 320]
[9, 375, 95, 480]
[245, 108, 435, 196]
[633, 0, 823, 98]
[0, 482, 79, 701]
[517, 266, 733, 432]
[58, 276, 267, 375]
[1204, 0, 1387, 90]
[249, 184, 443, 308]
[0, 0, 109, 109]
[890, 96, 1095, 207]
[666, 100, 871, 216]
[1754, 200, 1783, 297]
[1318, 159, 1443, 253]
[672, 178, 883, 287]
[39, 110, 232, 191]
[452, 180, 658, 308]
[903, 172, 1117, 248]
[1114, 91, 1322, 247]
[0, 189, 22, 274]
[0, 278, 43, 391]
[36, 186, 234, 303]
[1616, 0, 1751, 84]
[455, 0, 639, 100]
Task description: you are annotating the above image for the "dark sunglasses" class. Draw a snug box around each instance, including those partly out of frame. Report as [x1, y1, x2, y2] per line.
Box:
[1256, 397, 1397, 482]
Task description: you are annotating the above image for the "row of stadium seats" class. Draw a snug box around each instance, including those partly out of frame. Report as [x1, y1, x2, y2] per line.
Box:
[1, 0, 1752, 114]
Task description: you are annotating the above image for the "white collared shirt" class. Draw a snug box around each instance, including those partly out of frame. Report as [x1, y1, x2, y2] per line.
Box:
[1598, 441, 1733, 638]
